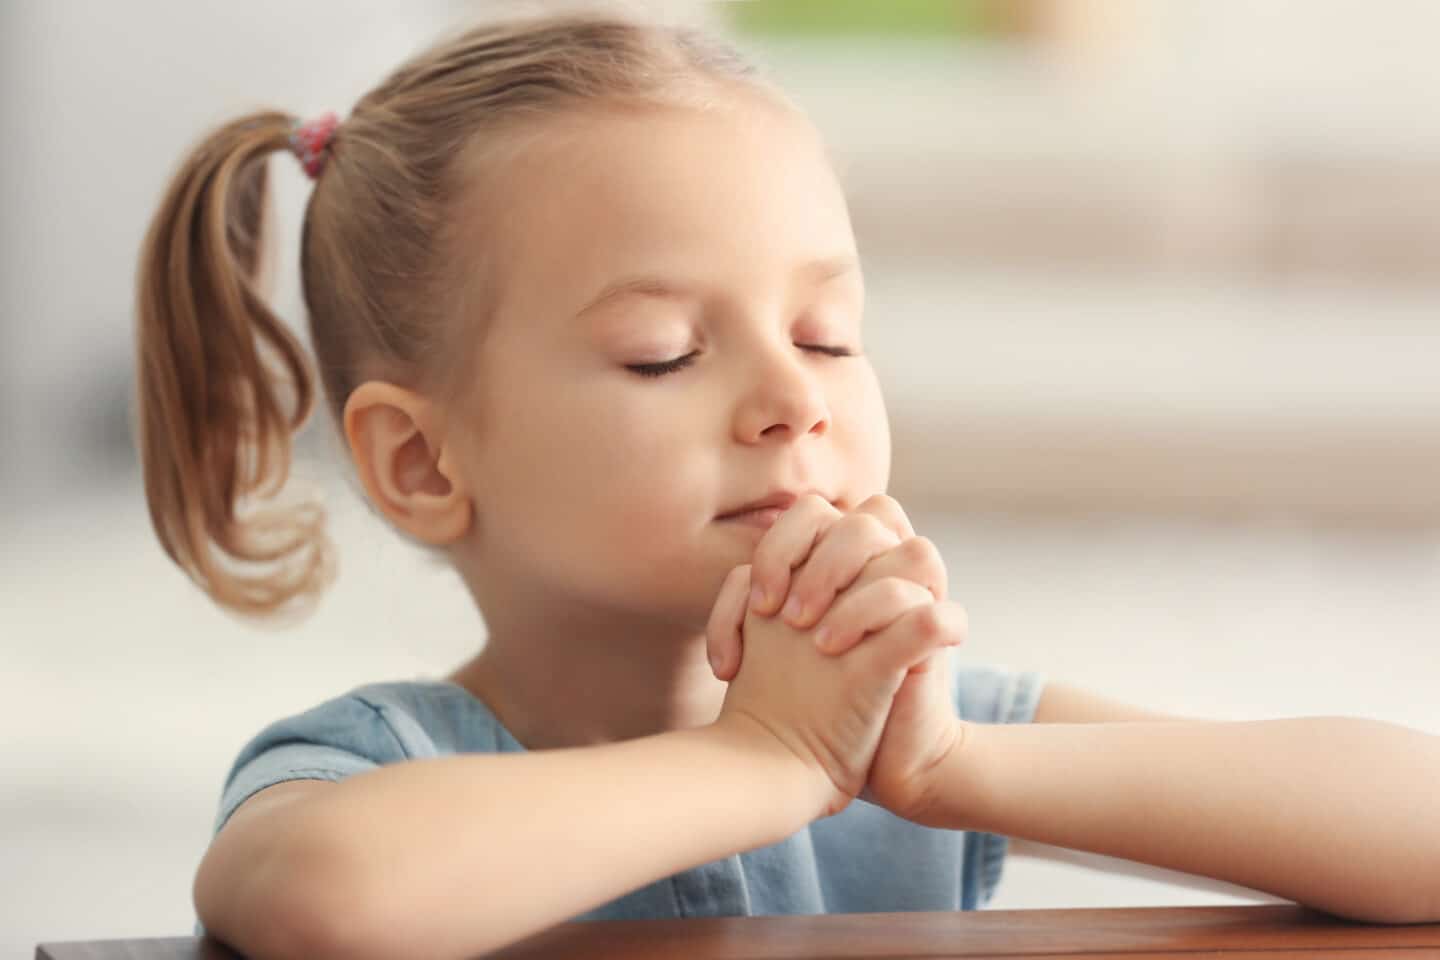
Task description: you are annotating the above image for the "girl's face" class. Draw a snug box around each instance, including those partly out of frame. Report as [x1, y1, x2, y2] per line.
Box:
[449, 96, 891, 629]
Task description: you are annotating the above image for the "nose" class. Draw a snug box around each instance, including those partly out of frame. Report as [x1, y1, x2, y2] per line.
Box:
[732, 344, 832, 444]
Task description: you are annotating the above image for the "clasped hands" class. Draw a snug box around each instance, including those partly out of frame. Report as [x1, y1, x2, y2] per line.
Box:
[705, 493, 968, 822]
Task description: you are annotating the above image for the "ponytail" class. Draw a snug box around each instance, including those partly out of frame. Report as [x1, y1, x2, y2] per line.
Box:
[134, 111, 334, 619]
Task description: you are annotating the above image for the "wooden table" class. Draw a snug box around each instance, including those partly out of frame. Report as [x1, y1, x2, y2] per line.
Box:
[35, 904, 1440, 959]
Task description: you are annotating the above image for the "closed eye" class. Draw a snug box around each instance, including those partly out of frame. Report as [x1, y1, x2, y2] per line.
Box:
[626, 344, 856, 379]
[626, 351, 699, 378]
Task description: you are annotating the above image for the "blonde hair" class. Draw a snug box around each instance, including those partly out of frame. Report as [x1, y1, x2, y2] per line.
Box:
[134, 7, 777, 619]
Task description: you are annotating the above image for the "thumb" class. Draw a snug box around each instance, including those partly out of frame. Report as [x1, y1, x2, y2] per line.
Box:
[706, 564, 752, 681]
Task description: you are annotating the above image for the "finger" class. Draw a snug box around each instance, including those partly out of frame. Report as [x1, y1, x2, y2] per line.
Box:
[850, 493, 916, 543]
[903, 645, 954, 676]
[781, 512, 900, 630]
[705, 564, 752, 681]
[811, 576, 934, 656]
[844, 535, 948, 606]
[819, 573, 966, 659]
[851, 600, 969, 678]
[747, 493, 842, 616]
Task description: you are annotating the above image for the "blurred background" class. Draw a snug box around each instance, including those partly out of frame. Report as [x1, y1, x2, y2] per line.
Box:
[4, 0, 1439, 952]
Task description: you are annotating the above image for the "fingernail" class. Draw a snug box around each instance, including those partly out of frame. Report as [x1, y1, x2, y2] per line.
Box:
[782, 595, 805, 624]
[814, 626, 832, 652]
[749, 584, 768, 612]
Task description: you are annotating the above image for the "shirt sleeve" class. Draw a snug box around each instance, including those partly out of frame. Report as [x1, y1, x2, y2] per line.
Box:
[953, 661, 1046, 910]
[194, 690, 428, 939]
[211, 693, 412, 839]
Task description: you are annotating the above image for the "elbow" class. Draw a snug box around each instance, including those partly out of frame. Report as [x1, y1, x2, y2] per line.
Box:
[1306, 876, 1440, 926]
[273, 901, 377, 960]
[1328, 902, 1440, 926]
[271, 845, 500, 960]
[195, 834, 385, 960]
[1363, 844, 1440, 924]
[1374, 880, 1440, 925]
[264, 845, 401, 960]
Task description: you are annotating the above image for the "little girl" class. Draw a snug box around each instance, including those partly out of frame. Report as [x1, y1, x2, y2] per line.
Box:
[134, 7, 1440, 958]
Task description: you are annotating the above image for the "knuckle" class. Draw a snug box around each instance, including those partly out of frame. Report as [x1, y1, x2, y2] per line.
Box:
[924, 602, 968, 645]
[901, 535, 938, 562]
[908, 535, 946, 573]
[860, 492, 909, 530]
[857, 512, 895, 544]
[947, 602, 970, 639]
[879, 577, 912, 607]
[912, 604, 944, 639]
[899, 536, 946, 593]
[859, 492, 899, 513]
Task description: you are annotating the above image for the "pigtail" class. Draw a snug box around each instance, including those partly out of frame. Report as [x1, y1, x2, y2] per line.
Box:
[134, 111, 334, 619]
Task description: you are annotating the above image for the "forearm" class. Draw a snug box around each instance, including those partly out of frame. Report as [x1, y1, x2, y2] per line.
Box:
[921, 717, 1440, 924]
[287, 719, 818, 959]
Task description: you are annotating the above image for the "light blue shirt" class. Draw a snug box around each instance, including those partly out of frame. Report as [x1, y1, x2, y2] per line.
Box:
[196, 661, 1044, 937]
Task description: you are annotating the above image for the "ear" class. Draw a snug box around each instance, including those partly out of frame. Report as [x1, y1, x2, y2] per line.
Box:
[343, 381, 473, 546]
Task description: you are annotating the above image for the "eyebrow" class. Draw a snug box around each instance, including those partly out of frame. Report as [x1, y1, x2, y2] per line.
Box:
[574, 254, 861, 321]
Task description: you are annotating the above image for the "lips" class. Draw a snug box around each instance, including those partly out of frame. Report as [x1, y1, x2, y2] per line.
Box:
[720, 491, 798, 518]
[716, 489, 835, 521]
[718, 506, 788, 529]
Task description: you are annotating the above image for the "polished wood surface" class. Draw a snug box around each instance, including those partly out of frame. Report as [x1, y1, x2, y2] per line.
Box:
[36, 904, 1440, 959]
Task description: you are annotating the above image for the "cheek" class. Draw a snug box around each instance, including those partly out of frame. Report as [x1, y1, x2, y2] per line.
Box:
[512, 395, 720, 608]
[833, 367, 892, 493]
[516, 383, 700, 520]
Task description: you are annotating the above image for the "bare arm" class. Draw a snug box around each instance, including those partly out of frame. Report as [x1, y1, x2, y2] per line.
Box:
[915, 716, 1440, 924]
[1016, 682, 1284, 901]
[196, 717, 820, 960]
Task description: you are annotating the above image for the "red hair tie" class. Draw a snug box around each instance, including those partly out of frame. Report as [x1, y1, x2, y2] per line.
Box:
[289, 111, 339, 180]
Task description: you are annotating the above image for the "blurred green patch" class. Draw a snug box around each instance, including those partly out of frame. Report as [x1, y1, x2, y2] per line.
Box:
[724, 0, 1008, 38]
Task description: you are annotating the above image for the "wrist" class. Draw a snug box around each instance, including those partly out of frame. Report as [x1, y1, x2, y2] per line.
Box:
[709, 711, 839, 827]
[906, 718, 977, 829]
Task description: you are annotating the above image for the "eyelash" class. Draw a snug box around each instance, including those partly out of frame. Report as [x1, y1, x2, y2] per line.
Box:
[627, 344, 855, 379]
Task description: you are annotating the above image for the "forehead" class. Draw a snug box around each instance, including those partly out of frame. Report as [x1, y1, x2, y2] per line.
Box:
[473, 99, 858, 334]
